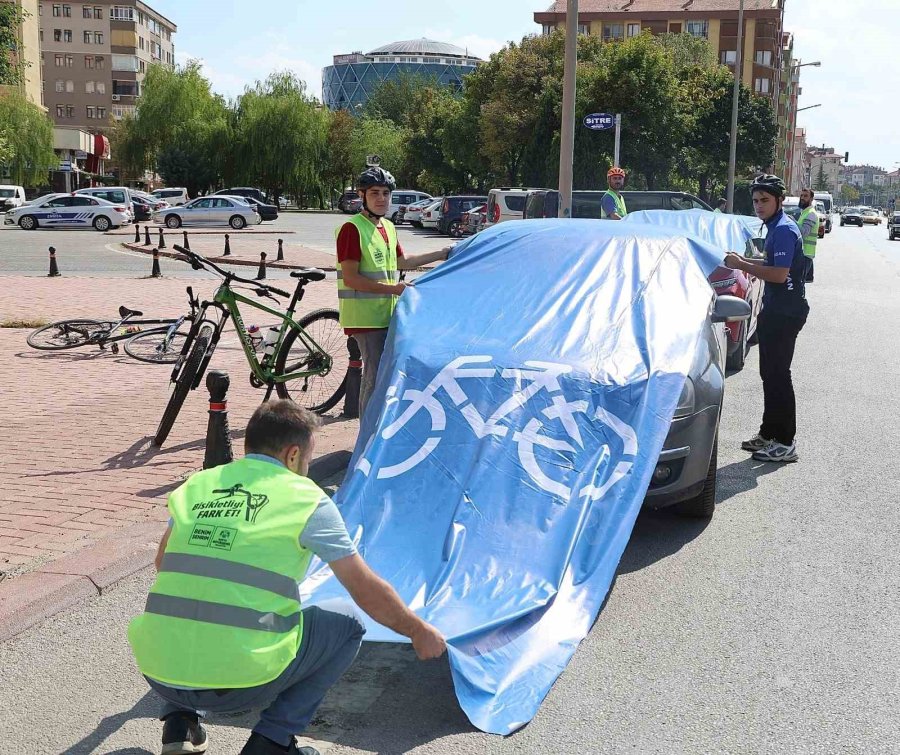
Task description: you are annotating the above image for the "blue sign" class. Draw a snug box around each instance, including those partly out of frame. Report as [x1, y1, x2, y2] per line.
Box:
[583, 112, 615, 130]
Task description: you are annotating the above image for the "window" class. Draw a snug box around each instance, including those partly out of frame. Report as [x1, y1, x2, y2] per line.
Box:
[721, 50, 737, 65]
[54, 54, 63, 67]
[110, 6, 134, 21]
[627, 23, 641, 38]
[65, 55, 73, 67]
[56, 104, 64, 117]
[112, 54, 139, 71]
[83, 30, 91, 43]
[55, 80, 64, 92]
[85, 80, 94, 93]
[39, 29, 43, 42]
[603, 23, 624, 41]
[754, 77, 771, 94]
[755, 50, 773, 66]
[86, 106, 94, 118]
[139, 60, 145, 72]
[65, 79, 73, 92]
[52, 4, 61, 16]
[97, 106, 105, 119]
[541, 23, 554, 36]
[94, 32, 103, 44]
[63, 4, 71, 17]
[577, 24, 589, 35]
[54, 29, 62, 42]
[96, 81, 105, 94]
[70, 196, 96, 206]
[94, 6, 101, 18]
[721, 21, 738, 36]
[139, 37, 144, 50]
[685, 20, 709, 38]
[83, 6, 91, 17]
[66, 105, 74, 117]
[84, 55, 94, 68]
[63, 29, 72, 42]
[96, 55, 105, 69]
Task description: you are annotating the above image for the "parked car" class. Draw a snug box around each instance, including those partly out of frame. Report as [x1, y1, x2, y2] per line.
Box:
[840, 207, 864, 227]
[220, 186, 268, 204]
[5, 193, 130, 231]
[420, 200, 443, 230]
[0, 185, 27, 213]
[151, 187, 190, 206]
[338, 190, 360, 213]
[402, 197, 439, 228]
[130, 194, 153, 222]
[439, 195, 488, 236]
[862, 209, 882, 225]
[153, 196, 259, 229]
[132, 189, 169, 211]
[74, 187, 135, 222]
[215, 190, 278, 221]
[888, 213, 900, 240]
[389, 190, 432, 224]
[484, 188, 532, 229]
[461, 203, 487, 235]
[523, 190, 712, 219]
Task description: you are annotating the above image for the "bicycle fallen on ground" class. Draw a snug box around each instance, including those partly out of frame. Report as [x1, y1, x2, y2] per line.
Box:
[153, 245, 347, 447]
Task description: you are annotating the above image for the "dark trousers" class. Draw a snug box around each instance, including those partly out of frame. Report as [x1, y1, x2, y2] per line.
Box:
[757, 311, 806, 445]
[805, 256, 814, 282]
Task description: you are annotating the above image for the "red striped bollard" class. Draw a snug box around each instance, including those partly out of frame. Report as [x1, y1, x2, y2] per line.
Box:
[203, 371, 233, 469]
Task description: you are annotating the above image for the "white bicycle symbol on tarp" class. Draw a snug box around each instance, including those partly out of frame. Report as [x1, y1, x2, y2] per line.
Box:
[355, 356, 638, 501]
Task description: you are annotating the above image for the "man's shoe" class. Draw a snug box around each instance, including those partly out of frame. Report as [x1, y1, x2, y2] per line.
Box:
[239, 731, 319, 755]
[161, 712, 208, 754]
[741, 433, 772, 452]
[752, 441, 799, 463]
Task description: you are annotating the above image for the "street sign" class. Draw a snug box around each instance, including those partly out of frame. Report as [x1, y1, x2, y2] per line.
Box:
[58, 160, 72, 172]
[583, 113, 615, 131]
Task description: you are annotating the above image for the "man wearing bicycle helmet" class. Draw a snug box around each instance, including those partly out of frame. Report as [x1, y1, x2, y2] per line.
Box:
[336, 166, 453, 419]
[724, 174, 809, 463]
[601, 167, 628, 220]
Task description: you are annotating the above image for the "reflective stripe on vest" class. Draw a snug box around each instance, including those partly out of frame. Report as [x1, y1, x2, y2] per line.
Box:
[335, 214, 399, 328]
[798, 207, 818, 258]
[602, 190, 627, 219]
[127, 458, 322, 689]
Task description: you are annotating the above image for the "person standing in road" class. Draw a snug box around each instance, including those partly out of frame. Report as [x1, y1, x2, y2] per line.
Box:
[714, 198, 727, 213]
[601, 167, 628, 220]
[724, 175, 809, 463]
[336, 166, 454, 420]
[797, 187, 819, 282]
[129, 400, 447, 755]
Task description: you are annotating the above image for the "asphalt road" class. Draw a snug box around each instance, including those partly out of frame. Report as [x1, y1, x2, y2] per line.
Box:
[0, 211, 449, 277]
[2, 222, 899, 754]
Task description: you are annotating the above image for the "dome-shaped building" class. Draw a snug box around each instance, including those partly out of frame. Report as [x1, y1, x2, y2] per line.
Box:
[322, 38, 481, 111]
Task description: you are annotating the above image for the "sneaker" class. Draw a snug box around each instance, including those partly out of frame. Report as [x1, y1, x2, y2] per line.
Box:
[741, 433, 772, 452]
[161, 712, 208, 754]
[752, 441, 799, 463]
[239, 732, 319, 755]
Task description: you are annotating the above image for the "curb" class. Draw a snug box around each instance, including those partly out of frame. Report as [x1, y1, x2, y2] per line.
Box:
[120, 242, 338, 273]
[108, 228, 294, 237]
[0, 450, 352, 643]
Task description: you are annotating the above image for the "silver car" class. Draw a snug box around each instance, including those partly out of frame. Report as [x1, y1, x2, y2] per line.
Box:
[154, 196, 259, 229]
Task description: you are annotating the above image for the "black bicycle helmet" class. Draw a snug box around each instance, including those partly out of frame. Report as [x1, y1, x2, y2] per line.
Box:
[750, 174, 786, 198]
[357, 167, 396, 192]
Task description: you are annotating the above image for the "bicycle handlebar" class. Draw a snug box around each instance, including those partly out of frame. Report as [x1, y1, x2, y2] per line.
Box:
[172, 244, 290, 298]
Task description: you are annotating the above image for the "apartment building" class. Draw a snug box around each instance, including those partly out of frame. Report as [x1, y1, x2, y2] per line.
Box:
[0, 0, 43, 106]
[776, 32, 799, 191]
[39, 0, 176, 130]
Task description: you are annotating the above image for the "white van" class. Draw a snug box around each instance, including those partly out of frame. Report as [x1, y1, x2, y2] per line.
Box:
[152, 187, 190, 206]
[75, 186, 134, 222]
[0, 185, 27, 213]
[389, 190, 431, 224]
[484, 188, 532, 229]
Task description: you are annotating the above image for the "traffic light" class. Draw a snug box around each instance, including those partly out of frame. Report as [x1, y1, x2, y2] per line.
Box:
[844, 151, 849, 163]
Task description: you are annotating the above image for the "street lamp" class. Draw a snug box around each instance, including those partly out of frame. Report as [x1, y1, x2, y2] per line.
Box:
[796, 103, 822, 113]
[791, 60, 821, 70]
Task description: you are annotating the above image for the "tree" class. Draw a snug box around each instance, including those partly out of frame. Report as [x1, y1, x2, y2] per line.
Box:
[0, 91, 56, 185]
[349, 116, 408, 180]
[0, 2, 28, 86]
[323, 108, 355, 203]
[840, 183, 859, 203]
[813, 162, 829, 191]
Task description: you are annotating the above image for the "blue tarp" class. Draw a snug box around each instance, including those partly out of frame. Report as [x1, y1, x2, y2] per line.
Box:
[623, 208, 764, 254]
[301, 219, 724, 734]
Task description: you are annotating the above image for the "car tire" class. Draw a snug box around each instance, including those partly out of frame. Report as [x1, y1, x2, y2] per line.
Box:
[726, 321, 747, 372]
[449, 220, 464, 238]
[165, 214, 182, 229]
[18, 215, 38, 230]
[675, 437, 717, 519]
[229, 215, 246, 230]
[391, 212, 399, 224]
[93, 215, 111, 232]
[412, 221, 422, 229]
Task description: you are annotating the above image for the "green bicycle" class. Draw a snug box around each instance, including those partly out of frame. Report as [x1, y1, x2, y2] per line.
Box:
[153, 246, 348, 447]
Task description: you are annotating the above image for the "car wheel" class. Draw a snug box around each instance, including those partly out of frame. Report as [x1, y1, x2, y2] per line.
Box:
[725, 321, 747, 372]
[18, 215, 37, 230]
[391, 212, 399, 224]
[93, 215, 111, 232]
[412, 221, 422, 229]
[675, 437, 717, 519]
[165, 214, 182, 229]
[449, 220, 464, 238]
[229, 215, 246, 230]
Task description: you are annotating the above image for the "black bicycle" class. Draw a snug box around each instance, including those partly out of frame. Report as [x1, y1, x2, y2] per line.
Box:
[153, 246, 347, 447]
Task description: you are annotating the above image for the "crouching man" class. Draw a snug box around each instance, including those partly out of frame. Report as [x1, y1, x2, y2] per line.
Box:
[128, 399, 446, 755]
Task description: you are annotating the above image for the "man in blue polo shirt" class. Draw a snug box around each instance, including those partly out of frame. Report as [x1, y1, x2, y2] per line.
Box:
[724, 175, 809, 463]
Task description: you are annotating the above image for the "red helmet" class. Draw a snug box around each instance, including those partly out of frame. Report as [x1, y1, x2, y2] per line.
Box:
[607, 167, 626, 179]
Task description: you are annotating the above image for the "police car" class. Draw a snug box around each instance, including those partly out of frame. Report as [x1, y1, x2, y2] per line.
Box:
[5, 193, 131, 231]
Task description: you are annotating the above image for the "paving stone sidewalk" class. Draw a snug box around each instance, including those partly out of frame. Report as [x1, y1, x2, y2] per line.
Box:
[0, 275, 358, 582]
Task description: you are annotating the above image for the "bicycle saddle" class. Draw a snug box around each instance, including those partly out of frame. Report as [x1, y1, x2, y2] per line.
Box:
[290, 268, 326, 282]
[119, 306, 144, 318]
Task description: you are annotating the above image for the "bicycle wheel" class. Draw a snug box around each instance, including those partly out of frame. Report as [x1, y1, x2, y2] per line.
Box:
[153, 325, 212, 447]
[124, 329, 190, 364]
[27, 319, 113, 350]
[274, 308, 348, 413]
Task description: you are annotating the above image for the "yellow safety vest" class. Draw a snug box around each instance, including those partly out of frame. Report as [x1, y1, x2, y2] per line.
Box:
[601, 190, 627, 219]
[336, 213, 399, 328]
[798, 207, 819, 258]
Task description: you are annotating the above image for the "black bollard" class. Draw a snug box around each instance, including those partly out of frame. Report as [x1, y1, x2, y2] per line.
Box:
[144, 225, 152, 246]
[255, 251, 267, 280]
[158, 227, 166, 249]
[47, 246, 61, 277]
[203, 371, 233, 470]
[133, 223, 140, 243]
[223, 233, 231, 256]
[150, 248, 162, 278]
[182, 230, 190, 251]
[342, 337, 362, 418]
[276, 238, 284, 261]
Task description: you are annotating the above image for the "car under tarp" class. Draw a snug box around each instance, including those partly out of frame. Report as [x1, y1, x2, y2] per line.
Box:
[301, 219, 724, 734]
[623, 208, 764, 253]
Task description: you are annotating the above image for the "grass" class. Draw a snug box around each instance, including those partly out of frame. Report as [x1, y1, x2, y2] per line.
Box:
[1, 318, 48, 329]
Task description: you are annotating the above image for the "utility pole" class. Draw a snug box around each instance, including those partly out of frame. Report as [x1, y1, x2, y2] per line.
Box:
[558, 0, 578, 218]
[726, 0, 745, 213]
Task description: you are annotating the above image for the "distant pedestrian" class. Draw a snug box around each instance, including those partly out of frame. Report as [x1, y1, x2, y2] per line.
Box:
[128, 400, 447, 755]
[724, 174, 808, 463]
[714, 198, 727, 213]
[601, 167, 628, 219]
[797, 187, 819, 282]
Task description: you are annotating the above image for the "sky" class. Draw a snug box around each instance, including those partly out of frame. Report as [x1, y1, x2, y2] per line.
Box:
[148, 0, 894, 169]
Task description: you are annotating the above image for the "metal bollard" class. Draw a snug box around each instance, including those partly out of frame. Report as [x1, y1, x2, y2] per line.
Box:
[143, 226, 152, 246]
[182, 230, 190, 251]
[203, 371, 233, 470]
[47, 246, 61, 277]
[133, 223, 140, 243]
[150, 248, 162, 278]
[255, 251, 267, 280]
[276, 238, 284, 261]
[223, 233, 231, 256]
[158, 227, 166, 248]
[342, 337, 362, 418]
